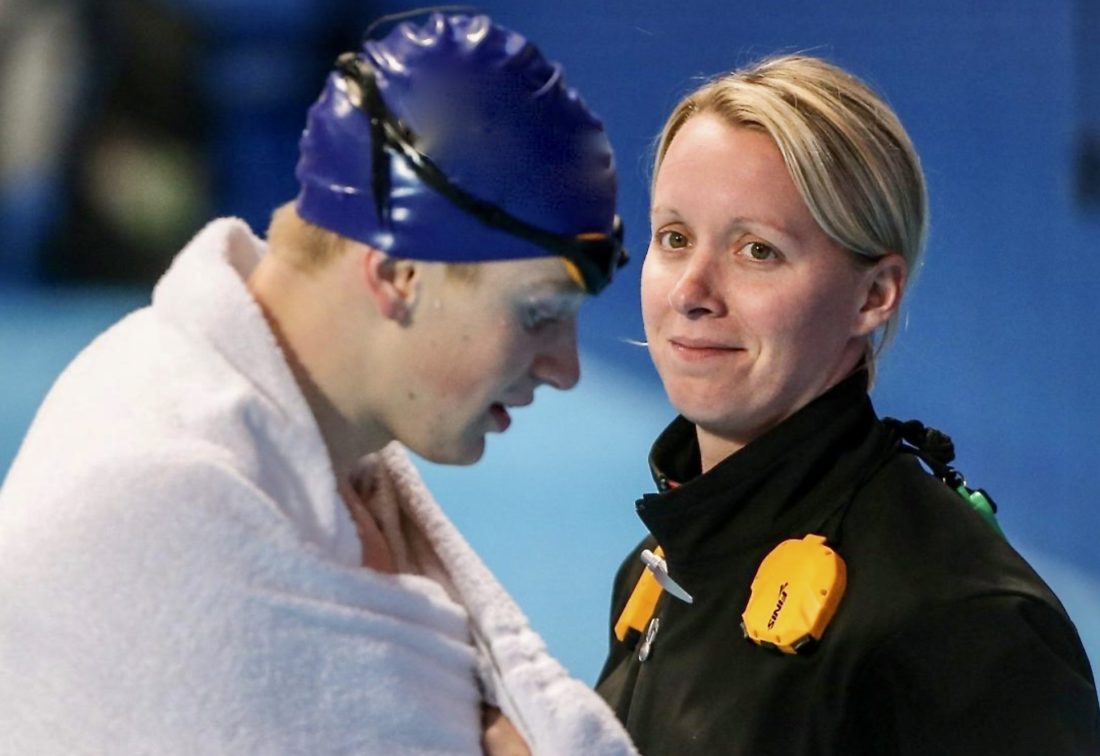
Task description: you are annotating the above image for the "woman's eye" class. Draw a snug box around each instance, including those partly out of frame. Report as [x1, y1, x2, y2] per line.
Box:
[657, 230, 689, 249]
[739, 241, 778, 261]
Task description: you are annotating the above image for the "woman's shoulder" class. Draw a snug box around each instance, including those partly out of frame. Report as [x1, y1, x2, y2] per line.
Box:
[840, 451, 1073, 638]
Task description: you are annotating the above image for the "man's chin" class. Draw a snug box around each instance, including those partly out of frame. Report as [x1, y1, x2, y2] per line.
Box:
[418, 438, 485, 467]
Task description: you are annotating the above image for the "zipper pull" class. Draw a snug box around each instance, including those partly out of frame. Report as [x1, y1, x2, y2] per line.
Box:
[638, 617, 660, 662]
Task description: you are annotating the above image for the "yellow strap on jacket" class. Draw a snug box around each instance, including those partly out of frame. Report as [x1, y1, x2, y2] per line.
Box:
[614, 546, 666, 642]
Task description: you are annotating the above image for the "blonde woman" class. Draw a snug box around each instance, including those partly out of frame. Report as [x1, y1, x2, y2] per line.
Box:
[597, 55, 1099, 754]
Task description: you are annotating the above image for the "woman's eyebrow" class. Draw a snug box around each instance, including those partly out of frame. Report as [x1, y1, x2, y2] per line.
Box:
[650, 207, 803, 245]
[725, 216, 803, 242]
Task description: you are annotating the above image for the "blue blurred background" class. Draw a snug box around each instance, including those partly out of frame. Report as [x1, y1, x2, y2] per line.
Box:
[2, 0, 1098, 683]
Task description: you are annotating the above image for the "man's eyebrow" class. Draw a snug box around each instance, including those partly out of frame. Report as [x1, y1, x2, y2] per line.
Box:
[520, 275, 587, 298]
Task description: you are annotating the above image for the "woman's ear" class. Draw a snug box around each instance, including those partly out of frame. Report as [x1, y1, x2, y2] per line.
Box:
[853, 253, 907, 337]
[360, 245, 419, 324]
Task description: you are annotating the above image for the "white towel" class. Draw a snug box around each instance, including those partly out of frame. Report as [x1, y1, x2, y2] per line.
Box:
[0, 218, 637, 755]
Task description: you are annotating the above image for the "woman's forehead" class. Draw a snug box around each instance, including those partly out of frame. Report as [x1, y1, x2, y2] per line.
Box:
[652, 119, 820, 242]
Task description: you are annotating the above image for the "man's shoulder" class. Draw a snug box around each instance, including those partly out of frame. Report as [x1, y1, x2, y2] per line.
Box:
[5, 437, 268, 520]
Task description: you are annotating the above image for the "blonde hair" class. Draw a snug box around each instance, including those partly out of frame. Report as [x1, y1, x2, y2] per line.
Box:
[265, 201, 479, 282]
[266, 201, 348, 270]
[655, 55, 928, 366]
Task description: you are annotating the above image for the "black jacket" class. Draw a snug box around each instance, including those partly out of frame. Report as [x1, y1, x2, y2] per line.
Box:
[596, 374, 1100, 754]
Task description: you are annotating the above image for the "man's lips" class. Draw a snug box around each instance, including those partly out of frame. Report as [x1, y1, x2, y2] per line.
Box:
[490, 395, 534, 432]
[489, 403, 512, 431]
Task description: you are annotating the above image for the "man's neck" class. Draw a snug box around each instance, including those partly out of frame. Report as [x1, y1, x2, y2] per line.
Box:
[246, 253, 392, 480]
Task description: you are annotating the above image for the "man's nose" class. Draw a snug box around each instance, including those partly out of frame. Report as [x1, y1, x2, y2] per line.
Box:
[533, 320, 581, 390]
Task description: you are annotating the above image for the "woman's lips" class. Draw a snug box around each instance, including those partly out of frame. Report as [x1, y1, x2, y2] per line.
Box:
[669, 337, 743, 361]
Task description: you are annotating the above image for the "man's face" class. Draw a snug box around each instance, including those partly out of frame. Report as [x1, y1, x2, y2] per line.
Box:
[381, 257, 585, 465]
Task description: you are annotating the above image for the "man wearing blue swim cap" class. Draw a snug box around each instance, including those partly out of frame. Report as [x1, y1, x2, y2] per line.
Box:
[0, 12, 636, 754]
[260, 9, 625, 470]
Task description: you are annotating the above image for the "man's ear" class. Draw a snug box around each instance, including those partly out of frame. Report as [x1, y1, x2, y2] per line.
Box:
[853, 253, 907, 337]
[360, 245, 419, 324]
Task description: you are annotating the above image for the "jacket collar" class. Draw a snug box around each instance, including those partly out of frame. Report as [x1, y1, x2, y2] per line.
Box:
[638, 370, 891, 575]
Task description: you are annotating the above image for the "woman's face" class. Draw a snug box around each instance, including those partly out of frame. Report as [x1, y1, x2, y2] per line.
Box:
[642, 114, 886, 469]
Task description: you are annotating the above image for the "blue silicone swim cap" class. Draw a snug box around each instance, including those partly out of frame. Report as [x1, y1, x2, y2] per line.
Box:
[294, 12, 625, 293]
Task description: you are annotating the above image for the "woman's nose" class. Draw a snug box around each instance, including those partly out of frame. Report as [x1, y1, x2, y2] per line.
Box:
[668, 253, 726, 318]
